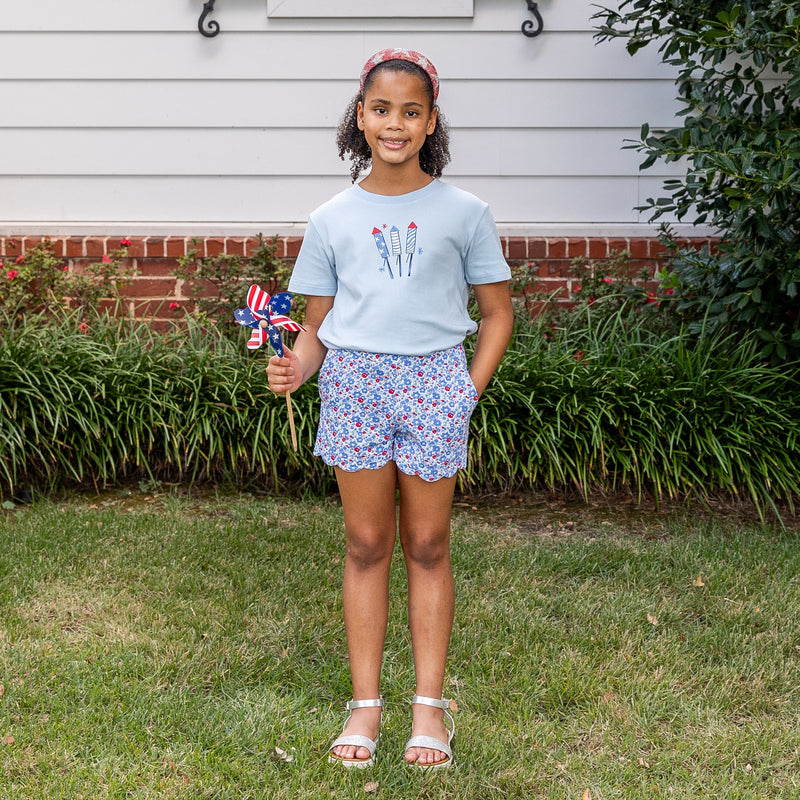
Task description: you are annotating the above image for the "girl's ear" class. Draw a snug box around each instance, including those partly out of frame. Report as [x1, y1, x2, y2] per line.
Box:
[356, 100, 365, 131]
[426, 106, 438, 136]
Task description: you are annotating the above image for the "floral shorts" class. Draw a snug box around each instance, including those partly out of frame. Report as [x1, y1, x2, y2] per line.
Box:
[314, 345, 479, 482]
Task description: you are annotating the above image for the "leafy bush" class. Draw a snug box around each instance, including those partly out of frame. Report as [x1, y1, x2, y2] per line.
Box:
[594, 1, 800, 361]
[174, 234, 303, 328]
[510, 249, 680, 337]
[0, 240, 136, 322]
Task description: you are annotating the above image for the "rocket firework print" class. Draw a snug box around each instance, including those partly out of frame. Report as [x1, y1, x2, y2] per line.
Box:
[371, 221, 421, 279]
[234, 284, 305, 357]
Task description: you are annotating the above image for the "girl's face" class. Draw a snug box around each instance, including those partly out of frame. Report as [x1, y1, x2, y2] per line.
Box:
[357, 69, 438, 173]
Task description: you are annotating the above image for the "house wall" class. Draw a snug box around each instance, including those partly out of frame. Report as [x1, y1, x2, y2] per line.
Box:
[0, 1, 708, 317]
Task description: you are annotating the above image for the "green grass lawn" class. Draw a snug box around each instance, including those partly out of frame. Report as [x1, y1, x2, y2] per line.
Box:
[1, 491, 799, 799]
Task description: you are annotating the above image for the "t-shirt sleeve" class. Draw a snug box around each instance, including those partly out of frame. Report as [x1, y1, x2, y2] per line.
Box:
[464, 205, 512, 285]
[287, 219, 338, 296]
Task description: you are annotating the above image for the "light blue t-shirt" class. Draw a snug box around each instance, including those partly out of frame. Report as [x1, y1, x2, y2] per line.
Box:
[288, 179, 511, 356]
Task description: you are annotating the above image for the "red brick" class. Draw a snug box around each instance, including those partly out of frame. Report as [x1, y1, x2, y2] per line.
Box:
[48, 239, 66, 258]
[85, 237, 106, 258]
[538, 260, 571, 278]
[118, 237, 145, 258]
[146, 238, 165, 258]
[548, 238, 567, 259]
[533, 278, 569, 298]
[607, 238, 629, 256]
[137, 257, 180, 278]
[206, 237, 225, 257]
[166, 237, 187, 258]
[120, 278, 176, 297]
[186, 238, 206, 258]
[21, 237, 45, 252]
[528, 238, 547, 259]
[649, 240, 670, 258]
[181, 279, 220, 299]
[245, 237, 261, 258]
[504, 237, 526, 260]
[224, 237, 246, 257]
[588, 238, 608, 259]
[284, 237, 303, 259]
[628, 238, 649, 259]
[567, 238, 588, 258]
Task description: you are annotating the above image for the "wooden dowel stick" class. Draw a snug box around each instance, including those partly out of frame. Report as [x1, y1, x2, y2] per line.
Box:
[286, 391, 298, 451]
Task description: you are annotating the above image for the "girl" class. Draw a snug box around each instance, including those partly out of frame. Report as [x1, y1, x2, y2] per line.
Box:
[267, 48, 514, 770]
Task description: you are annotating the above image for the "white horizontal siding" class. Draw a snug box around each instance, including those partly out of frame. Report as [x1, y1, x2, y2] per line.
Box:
[4, 129, 684, 178]
[0, 0, 688, 235]
[0, 32, 670, 80]
[0, 80, 680, 129]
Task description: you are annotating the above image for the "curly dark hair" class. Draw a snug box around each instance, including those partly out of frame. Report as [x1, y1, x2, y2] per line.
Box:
[336, 59, 451, 183]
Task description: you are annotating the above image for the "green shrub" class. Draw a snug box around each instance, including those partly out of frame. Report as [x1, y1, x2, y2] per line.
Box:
[594, 1, 800, 361]
[174, 234, 303, 329]
[0, 240, 136, 322]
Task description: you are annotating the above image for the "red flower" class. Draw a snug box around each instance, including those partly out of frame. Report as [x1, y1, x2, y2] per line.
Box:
[574, 284, 582, 293]
[5, 269, 18, 280]
[169, 302, 180, 310]
[603, 277, 614, 284]
[78, 322, 90, 334]
[120, 238, 133, 247]
[574, 350, 585, 362]
[102, 255, 111, 263]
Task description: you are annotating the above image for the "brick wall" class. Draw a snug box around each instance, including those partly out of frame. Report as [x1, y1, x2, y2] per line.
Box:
[1, 234, 717, 325]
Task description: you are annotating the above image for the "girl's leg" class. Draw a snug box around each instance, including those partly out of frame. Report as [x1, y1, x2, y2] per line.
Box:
[397, 471, 458, 766]
[331, 463, 398, 761]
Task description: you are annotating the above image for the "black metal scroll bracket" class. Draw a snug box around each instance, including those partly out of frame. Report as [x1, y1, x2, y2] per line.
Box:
[521, 1, 544, 38]
[199, 0, 220, 38]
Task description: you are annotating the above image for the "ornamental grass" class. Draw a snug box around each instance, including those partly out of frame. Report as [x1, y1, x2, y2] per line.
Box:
[1, 305, 798, 518]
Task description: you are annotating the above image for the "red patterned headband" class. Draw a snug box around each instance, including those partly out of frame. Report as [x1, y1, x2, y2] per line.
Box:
[360, 49, 440, 102]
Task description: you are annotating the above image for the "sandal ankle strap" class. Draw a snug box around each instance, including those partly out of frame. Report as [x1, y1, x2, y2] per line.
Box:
[346, 697, 384, 711]
[410, 695, 450, 710]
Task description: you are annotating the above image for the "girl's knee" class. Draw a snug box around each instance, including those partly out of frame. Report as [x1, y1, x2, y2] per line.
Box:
[345, 530, 395, 570]
[401, 529, 451, 570]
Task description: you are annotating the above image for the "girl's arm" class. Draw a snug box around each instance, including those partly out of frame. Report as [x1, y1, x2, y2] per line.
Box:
[266, 295, 334, 395]
[469, 281, 514, 398]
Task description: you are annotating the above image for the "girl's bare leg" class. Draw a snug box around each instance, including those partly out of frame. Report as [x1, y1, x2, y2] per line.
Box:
[330, 463, 398, 761]
[397, 471, 457, 766]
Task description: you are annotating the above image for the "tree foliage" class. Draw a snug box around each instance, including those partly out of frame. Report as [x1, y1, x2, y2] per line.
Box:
[594, 1, 800, 360]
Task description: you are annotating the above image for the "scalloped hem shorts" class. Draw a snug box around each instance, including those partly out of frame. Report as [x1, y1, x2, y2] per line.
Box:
[314, 345, 479, 482]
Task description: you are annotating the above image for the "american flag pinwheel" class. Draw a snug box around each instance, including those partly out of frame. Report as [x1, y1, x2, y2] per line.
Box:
[234, 284, 305, 357]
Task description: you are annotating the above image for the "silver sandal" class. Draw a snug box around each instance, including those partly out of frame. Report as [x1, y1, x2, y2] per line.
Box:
[404, 695, 455, 771]
[327, 697, 383, 768]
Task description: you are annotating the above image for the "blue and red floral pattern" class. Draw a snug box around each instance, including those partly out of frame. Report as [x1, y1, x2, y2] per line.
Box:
[315, 345, 478, 482]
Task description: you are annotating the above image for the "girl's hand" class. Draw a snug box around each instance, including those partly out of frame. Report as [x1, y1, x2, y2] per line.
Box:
[267, 346, 303, 395]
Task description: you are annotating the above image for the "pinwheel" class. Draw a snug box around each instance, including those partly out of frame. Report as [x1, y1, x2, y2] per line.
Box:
[235, 284, 306, 450]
